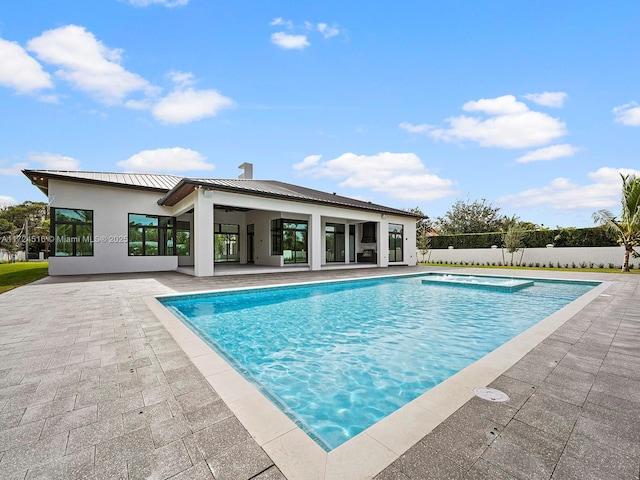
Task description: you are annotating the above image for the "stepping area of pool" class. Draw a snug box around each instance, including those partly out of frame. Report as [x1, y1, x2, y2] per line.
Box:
[0, 267, 638, 479]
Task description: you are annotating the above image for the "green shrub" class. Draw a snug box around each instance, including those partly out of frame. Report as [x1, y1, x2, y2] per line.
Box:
[430, 226, 618, 249]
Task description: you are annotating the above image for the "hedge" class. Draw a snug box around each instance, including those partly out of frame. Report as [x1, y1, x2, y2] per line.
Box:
[429, 227, 619, 249]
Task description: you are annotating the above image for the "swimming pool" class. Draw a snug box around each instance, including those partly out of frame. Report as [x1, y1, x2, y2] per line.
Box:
[159, 273, 599, 450]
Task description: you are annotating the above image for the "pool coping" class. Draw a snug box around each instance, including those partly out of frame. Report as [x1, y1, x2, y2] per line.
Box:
[144, 272, 611, 480]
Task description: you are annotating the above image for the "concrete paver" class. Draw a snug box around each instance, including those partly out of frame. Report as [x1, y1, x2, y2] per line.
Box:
[0, 267, 638, 479]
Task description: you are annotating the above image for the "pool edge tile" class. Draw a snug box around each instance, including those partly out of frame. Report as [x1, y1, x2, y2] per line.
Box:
[325, 433, 397, 480]
[364, 396, 447, 456]
[190, 352, 233, 377]
[227, 391, 298, 446]
[262, 428, 327, 480]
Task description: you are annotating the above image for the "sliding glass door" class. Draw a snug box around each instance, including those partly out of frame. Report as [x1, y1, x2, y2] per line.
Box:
[214, 224, 240, 263]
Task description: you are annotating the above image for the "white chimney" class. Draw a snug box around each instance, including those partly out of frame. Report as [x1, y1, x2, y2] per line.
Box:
[238, 162, 253, 180]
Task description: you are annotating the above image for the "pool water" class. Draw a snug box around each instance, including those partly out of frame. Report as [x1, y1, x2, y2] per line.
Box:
[160, 273, 598, 450]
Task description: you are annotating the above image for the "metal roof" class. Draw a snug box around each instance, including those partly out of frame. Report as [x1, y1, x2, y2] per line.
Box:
[23, 170, 183, 194]
[23, 170, 422, 218]
[159, 178, 420, 217]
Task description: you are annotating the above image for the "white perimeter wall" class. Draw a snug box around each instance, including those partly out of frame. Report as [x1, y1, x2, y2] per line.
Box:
[426, 246, 634, 268]
[48, 180, 178, 275]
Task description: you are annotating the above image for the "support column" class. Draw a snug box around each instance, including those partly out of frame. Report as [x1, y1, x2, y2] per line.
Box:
[378, 219, 389, 267]
[193, 189, 214, 277]
[310, 213, 322, 271]
[344, 222, 349, 264]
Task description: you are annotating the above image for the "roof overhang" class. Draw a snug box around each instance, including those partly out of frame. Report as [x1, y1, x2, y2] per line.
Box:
[158, 179, 423, 219]
[21, 170, 179, 197]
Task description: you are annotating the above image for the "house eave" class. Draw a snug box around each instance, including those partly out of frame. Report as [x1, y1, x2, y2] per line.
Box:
[158, 179, 421, 218]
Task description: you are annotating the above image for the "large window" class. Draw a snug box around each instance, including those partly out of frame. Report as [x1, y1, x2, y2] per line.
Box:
[271, 219, 308, 264]
[247, 224, 255, 263]
[214, 224, 239, 263]
[128, 214, 175, 256]
[51, 208, 93, 257]
[325, 223, 345, 263]
[176, 221, 190, 256]
[389, 224, 403, 262]
[271, 219, 282, 255]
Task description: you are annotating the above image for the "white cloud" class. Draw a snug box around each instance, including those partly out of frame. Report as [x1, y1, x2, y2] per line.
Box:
[399, 122, 432, 134]
[293, 155, 322, 170]
[167, 70, 195, 88]
[0, 195, 18, 207]
[270, 17, 293, 29]
[270, 18, 340, 48]
[498, 167, 640, 211]
[463, 95, 529, 115]
[0, 162, 29, 176]
[613, 102, 640, 126]
[125, 0, 188, 7]
[0, 152, 80, 176]
[152, 87, 234, 124]
[27, 25, 156, 104]
[294, 152, 457, 201]
[430, 94, 567, 148]
[515, 144, 582, 164]
[271, 32, 310, 50]
[0, 37, 53, 94]
[29, 152, 80, 170]
[522, 92, 567, 108]
[317, 23, 340, 38]
[117, 147, 214, 172]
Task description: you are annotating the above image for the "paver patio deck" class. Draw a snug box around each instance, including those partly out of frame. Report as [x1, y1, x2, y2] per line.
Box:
[0, 266, 638, 479]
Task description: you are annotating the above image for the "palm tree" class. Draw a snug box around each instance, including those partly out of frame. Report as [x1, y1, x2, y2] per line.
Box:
[593, 174, 640, 272]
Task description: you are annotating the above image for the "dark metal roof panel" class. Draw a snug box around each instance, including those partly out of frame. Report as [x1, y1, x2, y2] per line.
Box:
[182, 178, 419, 217]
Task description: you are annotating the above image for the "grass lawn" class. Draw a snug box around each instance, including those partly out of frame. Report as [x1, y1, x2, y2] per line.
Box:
[0, 262, 49, 294]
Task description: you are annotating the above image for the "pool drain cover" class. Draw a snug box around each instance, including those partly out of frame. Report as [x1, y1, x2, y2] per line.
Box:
[474, 387, 510, 402]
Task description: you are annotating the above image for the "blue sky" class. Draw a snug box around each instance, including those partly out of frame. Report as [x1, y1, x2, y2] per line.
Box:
[1, 1, 639, 228]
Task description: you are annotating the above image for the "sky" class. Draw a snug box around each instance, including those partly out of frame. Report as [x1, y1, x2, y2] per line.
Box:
[1, 1, 639, 228]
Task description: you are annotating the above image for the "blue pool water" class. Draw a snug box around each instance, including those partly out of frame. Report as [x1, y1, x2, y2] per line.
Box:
[160, 273, 598, 450]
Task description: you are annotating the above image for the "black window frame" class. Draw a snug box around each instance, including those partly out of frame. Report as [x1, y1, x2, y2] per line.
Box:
[50, 207, 94, 257]
[325, 223, 345, 263]
[271, 218, 308, 264]
[388, 223, 404, 262]
[271, 219, 283, 255]
[128, 213, 176, 256]
[214, 223, 240, 263]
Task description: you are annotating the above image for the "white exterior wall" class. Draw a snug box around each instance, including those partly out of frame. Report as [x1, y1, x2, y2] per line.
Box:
[45, 180, 419, 276]
[48, 180, 178, 275]
[426, 246, 633, 268]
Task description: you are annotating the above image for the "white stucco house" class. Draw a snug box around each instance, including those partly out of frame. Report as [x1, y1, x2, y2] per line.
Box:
[23, 166, 421, 277]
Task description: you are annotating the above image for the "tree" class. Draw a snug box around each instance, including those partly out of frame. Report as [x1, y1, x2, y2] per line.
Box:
[407, 207, 432, 262]
[434, 198, 508, 234]
[0, 201, 49, 256]
[502, 216, 525, 266]
[592, 174, 640, 272]
[0, 223, 24, 262]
